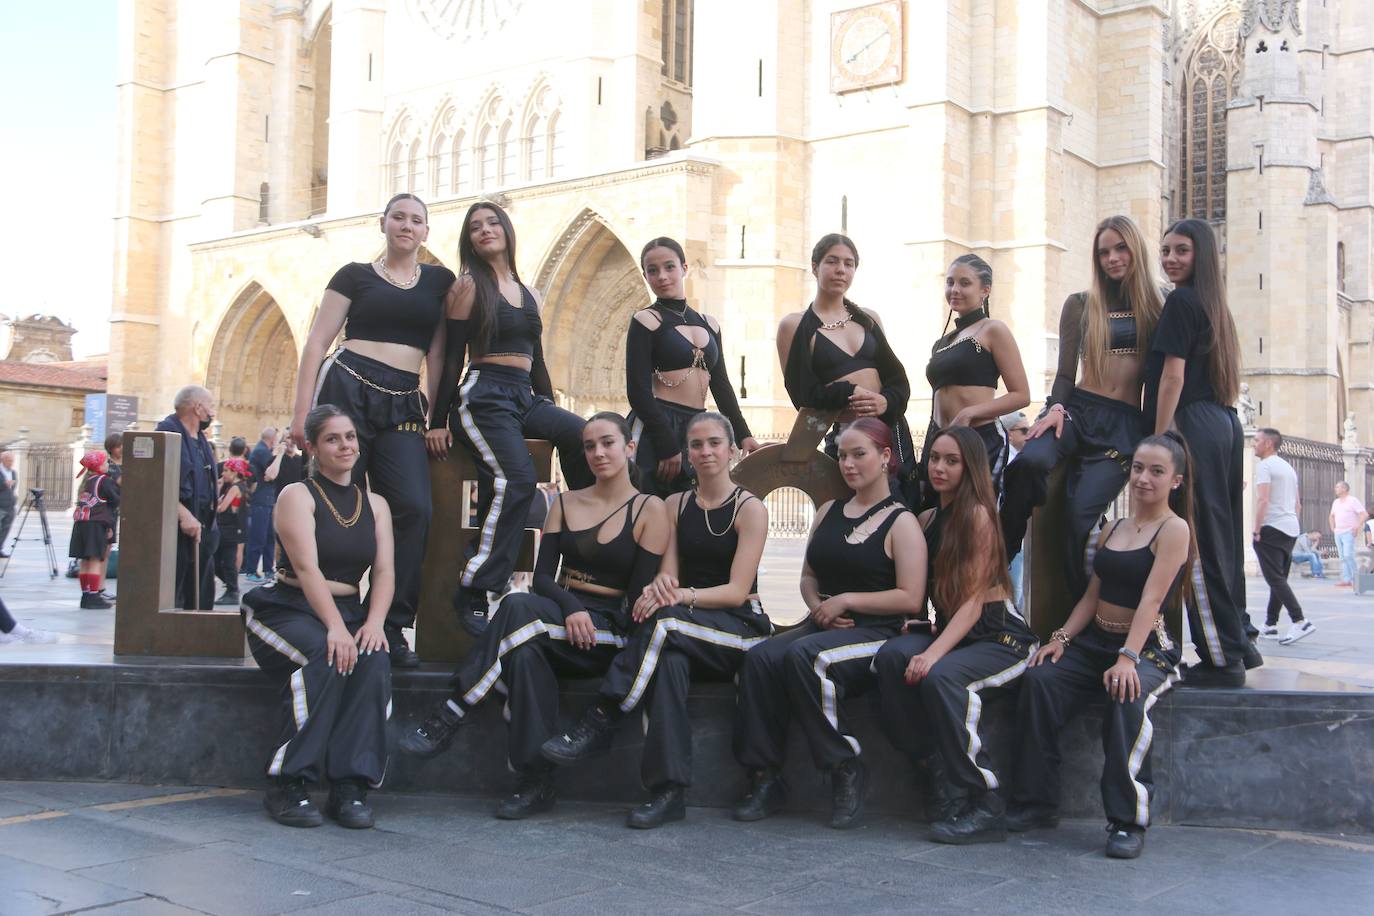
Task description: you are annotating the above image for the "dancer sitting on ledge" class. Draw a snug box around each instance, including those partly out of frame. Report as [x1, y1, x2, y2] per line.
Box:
[539, 411, 772, 829]
[1009, 432, 1191, 860]
[400, 413, 667, 821]
[732, 418, 925, 830]
[627, 237, 757, 497]
[242, 404, 395, 830]
[428, 200, 593, 637]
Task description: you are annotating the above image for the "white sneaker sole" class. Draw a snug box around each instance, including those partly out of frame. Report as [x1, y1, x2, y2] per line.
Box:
[1279, 627, 1315, 645]
[1258, 632, 1280, 640]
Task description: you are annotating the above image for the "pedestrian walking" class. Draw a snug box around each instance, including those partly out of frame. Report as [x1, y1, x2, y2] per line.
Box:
[1252, 428, 1314, 644]
[1329, 481, 1367, 588]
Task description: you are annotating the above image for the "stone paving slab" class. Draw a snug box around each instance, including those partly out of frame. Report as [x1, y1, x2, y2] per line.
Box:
[0, 781, 1372, 915]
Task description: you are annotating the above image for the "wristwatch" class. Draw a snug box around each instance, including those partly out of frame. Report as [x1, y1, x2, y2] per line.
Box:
[1117, 647, 1141, 664]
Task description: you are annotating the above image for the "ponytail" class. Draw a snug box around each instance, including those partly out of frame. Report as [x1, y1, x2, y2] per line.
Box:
[1136, 430, 1198, 610]
[585, 411, 642, 488]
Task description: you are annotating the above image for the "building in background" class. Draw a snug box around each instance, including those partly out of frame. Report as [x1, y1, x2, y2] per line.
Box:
[108, 0, 1371, 447]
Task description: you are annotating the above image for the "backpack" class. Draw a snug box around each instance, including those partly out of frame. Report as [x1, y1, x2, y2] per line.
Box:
[73, 474, 108, 522]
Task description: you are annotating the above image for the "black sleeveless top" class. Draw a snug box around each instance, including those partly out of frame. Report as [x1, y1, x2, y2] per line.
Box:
[676, 488, 759, 592]
[926, 309, 999, 390]
[481, 285, 543, 359]
[557, 494, 648, 591]
[807, 496, 909, 628]
[923, 504, 1034, 643]
[648, 301, 721, 371]
[811, 326, 878, 384]
[327, 262, 455, 351]
[1093, 518, 1186, 609]
[1108, 310, 1138, 353]
[276, 475, 376, 589]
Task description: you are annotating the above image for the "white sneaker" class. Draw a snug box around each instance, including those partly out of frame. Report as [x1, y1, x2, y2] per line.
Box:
[0, 626, 57, 645]
[1257, 625, 1280, 639]
[1279, 620, 1316, 645]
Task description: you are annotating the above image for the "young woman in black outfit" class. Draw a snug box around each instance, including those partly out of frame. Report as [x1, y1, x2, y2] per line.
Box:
[627, 238, 758, 497]
[400, 413, 668, 820]
[539, 412, 771, 828]
[732, 418, 925, 830]
[292, 193, 454, 667]
[1009, 433, 1191, 859]
[875, 425, 1035, 845]
[1000, 215, 1163, 599]
[242, 405, 395, 830]
[921, 254, 1029, 504]
[1143, 219, 1248, 687]
[777, 234, 916, 502]
[428, 201, 593, 635]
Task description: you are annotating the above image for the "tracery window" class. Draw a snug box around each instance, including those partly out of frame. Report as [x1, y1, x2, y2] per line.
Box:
[660, 0, 693, 86]
[1177, 11, 1243, 222]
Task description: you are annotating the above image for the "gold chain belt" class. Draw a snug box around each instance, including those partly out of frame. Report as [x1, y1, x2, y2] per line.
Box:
[333, 353, 420, 397]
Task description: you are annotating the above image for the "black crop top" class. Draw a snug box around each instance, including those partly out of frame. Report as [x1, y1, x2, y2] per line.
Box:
[812, 326, 878, 384]
[1093, 519, 1186, 610]
[807, 496, 908, 627]
[1142, 286, 1220, 422]
[625, 300, 753, 455]
[926, 309, 999, 391]
[327, 262, 455, 351]
[485, 285, 542, 359]
[276, 475, 376, 589]
[1108, 310, 1138, 353]
[676, 488, 759, 593]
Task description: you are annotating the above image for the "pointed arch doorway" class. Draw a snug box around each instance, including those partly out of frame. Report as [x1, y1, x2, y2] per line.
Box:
[205, 283, 299, 437]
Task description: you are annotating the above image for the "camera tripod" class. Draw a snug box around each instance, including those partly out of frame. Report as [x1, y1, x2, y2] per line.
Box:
[0, 488, 59, 580]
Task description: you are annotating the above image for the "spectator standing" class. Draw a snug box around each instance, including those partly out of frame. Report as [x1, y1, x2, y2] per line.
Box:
[1252, 429, 1314, 644]
[1000, 411, 1030, 608]
[1328, 481, 1368, 588]
[224, 437, 251, 576]
[101, 434, 124, 600]
[213, 459, 249, 606]
[242, 427, 279, 582]
[155, 386, 220, 609]
[272, 427, 306, 493]
[1290, 530, 1326, 578]
[0, 451, 16, 557]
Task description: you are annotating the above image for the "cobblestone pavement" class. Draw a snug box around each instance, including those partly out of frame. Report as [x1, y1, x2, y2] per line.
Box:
[0, 779, 1371, 916]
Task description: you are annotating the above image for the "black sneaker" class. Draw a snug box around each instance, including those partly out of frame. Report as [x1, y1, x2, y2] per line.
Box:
[80, 592, 111, 610]
[732, 768, 788, 822]
[264, 778, 323, 828]
[214, 590, 240, 607]
[99, 590, 118, 602]
[1180, 660, 1246, 688]
[929, 793, 1007, 845]
[829, 757, 868, 830]
[1242, 639, 1264, 670]
[1105, 821, 1145, 859]
[1005, 803, 1060, 833]
[454, 586, 492, 638]
[495, 769, 556, 820]
[540, 703, 618, 766]
[388, 629, 420, 668]
[398, 702, 464, 758]
[325, 780, 375, 829]
[916, 754, 967, 823]
[627, 785, 686, 829]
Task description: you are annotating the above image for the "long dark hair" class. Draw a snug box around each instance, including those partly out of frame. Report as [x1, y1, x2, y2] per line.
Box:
[809, 233, 875, 332]
[842, 417, 897, 479]
[1164, 218, 1240, 405]
[941, 253, 993, 339]
[1133, 430, 1197, 610]
[640, 237, 686, 270]
[459, 200, 521, 356]
[929, 426, 1011, 616]
[585, 411, 641, 488]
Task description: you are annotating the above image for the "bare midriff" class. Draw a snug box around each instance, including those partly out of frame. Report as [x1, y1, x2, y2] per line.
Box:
[276, 572, 360, 597]
[1093, 599, 1137, 631]
[472, 353, 534, 372]
[829, 366, 883, 422]
[341, 339, 426, 374]
[1078, 351, 1143, 406]
[933, 385, 996, 427]
[651, 367, 709, 410]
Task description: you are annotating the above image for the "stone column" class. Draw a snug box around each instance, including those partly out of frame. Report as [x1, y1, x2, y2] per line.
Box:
[268, 1, 304, 223]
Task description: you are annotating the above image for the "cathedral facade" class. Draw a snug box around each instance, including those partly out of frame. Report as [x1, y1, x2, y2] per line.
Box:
[109, 0, 1371, 446]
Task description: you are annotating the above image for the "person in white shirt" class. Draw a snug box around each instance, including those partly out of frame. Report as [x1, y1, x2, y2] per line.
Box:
[1252, 428, 1313, 644]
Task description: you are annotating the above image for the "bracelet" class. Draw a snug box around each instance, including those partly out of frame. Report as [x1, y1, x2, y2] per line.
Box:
[1118, 646, 1141, 664]
[1050, 628, 1072, 647]
[689, 587, 697, 609]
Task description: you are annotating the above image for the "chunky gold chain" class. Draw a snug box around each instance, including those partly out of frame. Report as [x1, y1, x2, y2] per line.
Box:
[308, 478, 363, 528]
[333, 354, 420, 396]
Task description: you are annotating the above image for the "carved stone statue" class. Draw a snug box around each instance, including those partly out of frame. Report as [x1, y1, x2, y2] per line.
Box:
[1343, 412, 1358, 450]
[1236, 383, 1258, 429]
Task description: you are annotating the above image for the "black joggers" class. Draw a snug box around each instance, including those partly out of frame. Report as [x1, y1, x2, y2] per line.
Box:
[1256, 526, 1305, 627]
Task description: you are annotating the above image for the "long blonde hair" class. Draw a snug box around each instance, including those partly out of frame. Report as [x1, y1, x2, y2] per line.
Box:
[1082, 215, 1163, 389]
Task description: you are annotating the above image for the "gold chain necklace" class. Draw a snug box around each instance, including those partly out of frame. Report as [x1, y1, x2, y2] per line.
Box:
[375, 258, 420, 288]
[308, 478, 363, 528]
[700, 487, 742, 537]
[818, 313, 850, 330]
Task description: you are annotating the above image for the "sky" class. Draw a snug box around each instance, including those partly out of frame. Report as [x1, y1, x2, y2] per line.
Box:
[0, 1, 117, 358]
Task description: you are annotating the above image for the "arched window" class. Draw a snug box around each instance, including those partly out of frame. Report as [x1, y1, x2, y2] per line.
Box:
[408, 139, 425, 194]
[499, 120, 516, 184]
[432, 130, 450, 197]
[478, 125, 495, 189]
[548, 111, 565, 178]
[526, 113, 547, 181]
[1177, 11, 1242, 222]
[454, 131, 471, 193]
[388, 141, 405, 195]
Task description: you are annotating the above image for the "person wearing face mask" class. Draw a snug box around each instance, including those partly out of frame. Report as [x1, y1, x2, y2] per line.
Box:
[999, 216, 1163, 602]
[920, 254, 1030, 508]
[156, 385, 221, 609]
[626, 237, 758, 497]
[291, 193, 457, 668]
[777, 233, 917, 504]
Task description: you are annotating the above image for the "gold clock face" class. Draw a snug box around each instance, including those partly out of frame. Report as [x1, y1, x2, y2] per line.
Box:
[831, 1, 904, 94]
